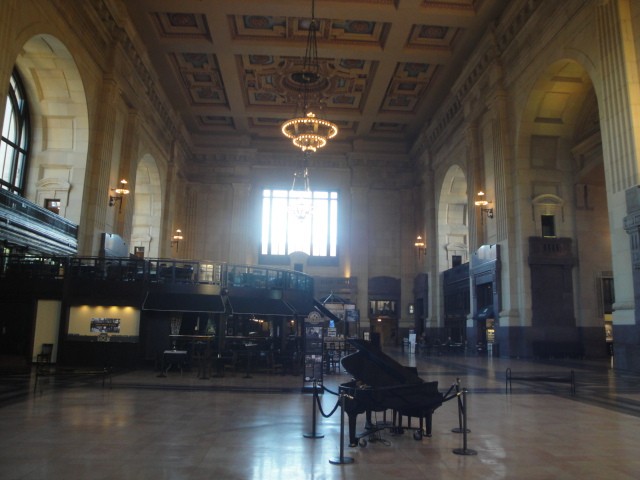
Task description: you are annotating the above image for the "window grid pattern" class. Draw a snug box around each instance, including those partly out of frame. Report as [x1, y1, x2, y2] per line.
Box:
[1, 70, 30, 195]
[261, 189, 338, 257]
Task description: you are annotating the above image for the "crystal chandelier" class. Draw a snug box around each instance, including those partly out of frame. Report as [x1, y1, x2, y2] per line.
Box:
[281, 0, 338, 153]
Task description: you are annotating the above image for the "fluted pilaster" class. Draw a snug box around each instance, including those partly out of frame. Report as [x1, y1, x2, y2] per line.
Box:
[596, 0, 640, 192]
[78, 77, 119, 254]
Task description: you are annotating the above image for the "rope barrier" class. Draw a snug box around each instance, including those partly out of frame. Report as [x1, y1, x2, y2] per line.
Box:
[315, 385, 341, 418]
[321, 385, 341, 396]
[303, 382, 342, 439]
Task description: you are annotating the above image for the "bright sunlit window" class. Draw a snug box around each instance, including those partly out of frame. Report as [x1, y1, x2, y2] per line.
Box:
[261, 189, 338, 257]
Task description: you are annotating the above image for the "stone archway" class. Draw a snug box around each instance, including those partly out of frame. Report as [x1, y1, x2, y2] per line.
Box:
[437, 165, 468, 273]
[517, 59, 610, 358]
[16, 34, 89, 224]
[434, 164, 469, 343]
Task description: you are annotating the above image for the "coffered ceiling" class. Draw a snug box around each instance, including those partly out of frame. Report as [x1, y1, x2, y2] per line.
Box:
[123, 0, 509, 155]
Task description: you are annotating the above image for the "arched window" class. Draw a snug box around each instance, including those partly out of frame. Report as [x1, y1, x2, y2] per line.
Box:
[1, 69, 30, 195]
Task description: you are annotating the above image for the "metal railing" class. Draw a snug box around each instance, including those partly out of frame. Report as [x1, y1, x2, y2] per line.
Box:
[0, 254, 314, 294]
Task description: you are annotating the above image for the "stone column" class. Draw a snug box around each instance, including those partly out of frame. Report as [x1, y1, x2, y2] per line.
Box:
[400, 186, 418, 334]
[484, 81, 522, 355]
[421, 164, 440, 335]
[116, 109, 140, 243]
[162, 141, 179, 258]
[621, 186, 640, 368]
[462, 121, 481, 345]
[484, 87, 511, 243]
[182, 184, 198, 260]
[596, 0, 640, 346]
[229, 182, 252, 265]
[78, 77, 119, 255]
[349, 185, 369, 334]
[465, 121, 481, 252]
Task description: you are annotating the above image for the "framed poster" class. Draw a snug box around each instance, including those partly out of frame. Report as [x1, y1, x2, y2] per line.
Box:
[90, 318, 121, 333]
[302, 311, 324, 392]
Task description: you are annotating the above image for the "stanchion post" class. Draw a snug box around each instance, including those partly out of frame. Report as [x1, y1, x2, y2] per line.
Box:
[304, 381, 324, 439]
[453, 388, 477, 456]
[329, 390, 354, 465]
[451, 378, 470, 434]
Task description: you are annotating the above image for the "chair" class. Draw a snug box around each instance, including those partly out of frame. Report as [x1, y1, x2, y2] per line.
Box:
[222, 350, 238, 376]
[326, 350, 340, 374]
[193, 341, 212, 379]
[266, 350, 284, 375]
[36, 343, 53, 364]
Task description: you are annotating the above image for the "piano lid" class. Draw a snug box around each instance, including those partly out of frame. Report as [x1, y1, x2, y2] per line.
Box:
[341, 339, 423, 387]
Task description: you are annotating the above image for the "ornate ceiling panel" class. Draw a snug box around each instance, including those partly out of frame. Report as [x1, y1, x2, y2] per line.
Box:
[239, 54, 375, 111]
[124, 0, 508, 153]
[171, 53, 227, 106]
[151, 13, 211, 40]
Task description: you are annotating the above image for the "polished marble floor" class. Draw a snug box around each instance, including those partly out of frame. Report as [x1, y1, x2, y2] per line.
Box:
[1, 349, 640, 479]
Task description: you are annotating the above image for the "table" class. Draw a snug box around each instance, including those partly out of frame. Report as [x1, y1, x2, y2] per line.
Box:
[158, 349, 188, 377]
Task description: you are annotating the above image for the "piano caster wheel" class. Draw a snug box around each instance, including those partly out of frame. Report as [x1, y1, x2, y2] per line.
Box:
[358, 438, 368, 447]
[413, 431, 423, 441]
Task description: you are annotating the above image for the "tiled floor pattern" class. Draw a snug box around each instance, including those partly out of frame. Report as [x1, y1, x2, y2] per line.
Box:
[1, 351, 640, 479]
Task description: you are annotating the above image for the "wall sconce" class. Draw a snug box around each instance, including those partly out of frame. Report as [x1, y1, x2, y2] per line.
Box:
[109, 179, 130, 213]
[474, 191, 494, 219]
[414, 235, 426, 258]
[171, 229, 183, 250]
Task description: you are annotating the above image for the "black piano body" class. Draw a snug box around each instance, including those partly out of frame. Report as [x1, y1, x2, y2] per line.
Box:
[340, 339, 450, 446]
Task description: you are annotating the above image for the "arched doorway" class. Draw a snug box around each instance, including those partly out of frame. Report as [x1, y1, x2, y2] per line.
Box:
[517, 59, 610, 358]
[436, 165, 469, 344]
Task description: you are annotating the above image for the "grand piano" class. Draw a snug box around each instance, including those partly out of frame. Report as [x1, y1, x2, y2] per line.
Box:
[340, 339, 455, 447]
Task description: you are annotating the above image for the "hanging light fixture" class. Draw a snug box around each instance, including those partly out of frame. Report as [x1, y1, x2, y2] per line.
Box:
[281, 0, 338, 153]
[289, 161, 313, 221]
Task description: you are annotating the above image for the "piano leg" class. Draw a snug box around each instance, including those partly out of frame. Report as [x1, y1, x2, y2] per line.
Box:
[347, 413, 359, 447]
[392, 410, 402, 434]
[365, 410, 373, 430]
[425, 410, 433, 437]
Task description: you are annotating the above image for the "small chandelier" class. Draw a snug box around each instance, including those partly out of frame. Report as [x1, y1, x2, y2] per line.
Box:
[281, 0, 338, 153]
[289, 164, 313, 221]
